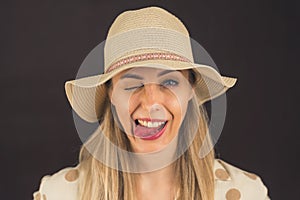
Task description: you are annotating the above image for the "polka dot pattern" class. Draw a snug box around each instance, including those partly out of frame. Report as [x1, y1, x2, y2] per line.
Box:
[33, 159, 270, 200]
[34, 192, 47, 200]
[215, 168, 230, 181]
[225, 188, 241, 200]
[243, 172, 257, 180]
[34, 192, 41, 200]
[65, 169, 79, 182]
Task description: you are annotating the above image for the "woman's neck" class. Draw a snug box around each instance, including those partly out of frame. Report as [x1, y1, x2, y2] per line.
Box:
[136, 164, 176, 200]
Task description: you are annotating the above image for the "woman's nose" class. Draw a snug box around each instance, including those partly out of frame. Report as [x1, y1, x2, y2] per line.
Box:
[140, 83, 163, 109]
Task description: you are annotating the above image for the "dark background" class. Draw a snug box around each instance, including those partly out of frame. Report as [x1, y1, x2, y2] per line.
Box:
[1, 0, 299, 199]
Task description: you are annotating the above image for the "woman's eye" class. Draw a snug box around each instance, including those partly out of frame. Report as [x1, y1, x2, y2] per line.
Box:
[161, 79, 179, 87]
[124, 84, 144, 91]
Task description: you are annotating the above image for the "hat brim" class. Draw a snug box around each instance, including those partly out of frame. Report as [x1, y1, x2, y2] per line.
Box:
[65, 60, 237, 123]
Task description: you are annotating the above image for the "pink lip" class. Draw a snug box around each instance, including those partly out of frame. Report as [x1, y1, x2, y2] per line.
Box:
[135, 118, 167, 122]
[138, 121, 168, 140]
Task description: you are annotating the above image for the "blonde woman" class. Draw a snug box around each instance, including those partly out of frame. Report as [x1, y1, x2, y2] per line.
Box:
[33, 6, 270, 200]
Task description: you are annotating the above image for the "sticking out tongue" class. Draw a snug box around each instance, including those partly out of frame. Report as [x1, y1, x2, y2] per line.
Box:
[134, 124, 164, 138]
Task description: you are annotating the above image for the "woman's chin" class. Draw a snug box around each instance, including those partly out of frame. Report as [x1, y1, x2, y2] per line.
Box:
[129, 135, 179, 154]
[131, 141, 167, 153]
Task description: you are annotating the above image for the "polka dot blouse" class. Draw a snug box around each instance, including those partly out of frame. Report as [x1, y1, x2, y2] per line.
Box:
[33, 159, 270, 200]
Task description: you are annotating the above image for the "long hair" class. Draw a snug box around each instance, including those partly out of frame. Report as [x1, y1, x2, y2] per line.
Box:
[77, 70, 215, 200]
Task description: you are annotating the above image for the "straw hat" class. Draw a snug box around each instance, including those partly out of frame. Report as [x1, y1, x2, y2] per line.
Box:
[65, 6, 237, 123]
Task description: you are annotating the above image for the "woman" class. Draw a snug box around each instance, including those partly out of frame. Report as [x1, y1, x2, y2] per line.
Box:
[33, 6, 270, 200]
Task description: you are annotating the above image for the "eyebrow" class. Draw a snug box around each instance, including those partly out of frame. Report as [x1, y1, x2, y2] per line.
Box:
[120, 70, 176, 80]
[120, 74, 144, 80]
[157, 70, 176, 77]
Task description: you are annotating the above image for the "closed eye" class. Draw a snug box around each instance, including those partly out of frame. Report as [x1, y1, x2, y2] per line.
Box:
[124, 84, 144, 91]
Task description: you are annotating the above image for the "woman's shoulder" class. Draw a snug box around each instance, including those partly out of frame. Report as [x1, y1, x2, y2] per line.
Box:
[33, 159, 270, 200]
[33, 164, 80, 200]
[214, 158, 270, 200]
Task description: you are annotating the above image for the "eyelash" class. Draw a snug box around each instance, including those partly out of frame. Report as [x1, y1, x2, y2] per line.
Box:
[124, 79, 179, 91]
[124, 84, 143, 91]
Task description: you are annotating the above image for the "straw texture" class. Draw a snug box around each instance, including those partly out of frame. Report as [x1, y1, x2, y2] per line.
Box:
[64, 7, 237, 122]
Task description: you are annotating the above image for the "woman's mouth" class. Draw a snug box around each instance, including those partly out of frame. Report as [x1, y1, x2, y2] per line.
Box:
[133, 118, 168, 140]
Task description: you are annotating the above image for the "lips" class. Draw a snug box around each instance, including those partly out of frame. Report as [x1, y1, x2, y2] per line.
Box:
[133, 118, 168, 140]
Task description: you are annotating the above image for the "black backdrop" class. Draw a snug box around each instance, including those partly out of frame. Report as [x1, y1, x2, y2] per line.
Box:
[1, 0, 299, 199]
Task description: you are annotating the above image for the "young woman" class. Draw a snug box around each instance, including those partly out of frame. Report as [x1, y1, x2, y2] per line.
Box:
[33, 6, 270, 200]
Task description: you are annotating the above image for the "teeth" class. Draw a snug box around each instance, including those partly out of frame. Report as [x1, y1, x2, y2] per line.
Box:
[137, 120, 166, 128]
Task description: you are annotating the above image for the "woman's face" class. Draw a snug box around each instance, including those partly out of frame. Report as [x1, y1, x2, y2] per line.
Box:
[110, 67, 194, 153]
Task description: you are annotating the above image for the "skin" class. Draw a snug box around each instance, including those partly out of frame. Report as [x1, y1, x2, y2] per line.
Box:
[110, 67, 193, 153]
[109, 67, 194, 199]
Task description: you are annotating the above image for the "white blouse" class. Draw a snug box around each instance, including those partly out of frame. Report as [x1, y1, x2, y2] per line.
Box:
[33, 159, 270, 200]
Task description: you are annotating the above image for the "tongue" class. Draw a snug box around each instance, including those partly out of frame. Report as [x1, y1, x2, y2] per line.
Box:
[134, 124, 162, 138]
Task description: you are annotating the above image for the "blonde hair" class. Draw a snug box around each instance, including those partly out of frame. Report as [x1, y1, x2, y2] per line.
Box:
[77, 71, 215, 200]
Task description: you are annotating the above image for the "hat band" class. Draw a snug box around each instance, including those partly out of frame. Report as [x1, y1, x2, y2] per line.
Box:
[104, 28, 194, 67]
[106, 52, 191, 73]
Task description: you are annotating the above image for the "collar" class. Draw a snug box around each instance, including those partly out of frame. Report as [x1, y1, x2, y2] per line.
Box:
[214, 159, 232, 181]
